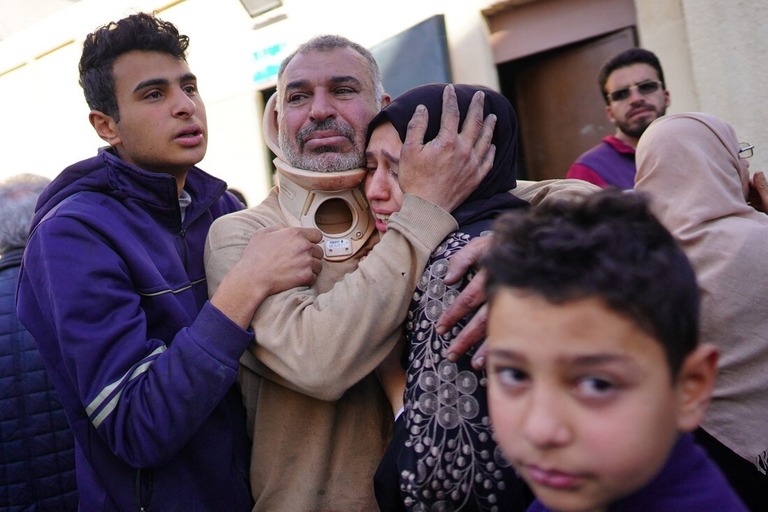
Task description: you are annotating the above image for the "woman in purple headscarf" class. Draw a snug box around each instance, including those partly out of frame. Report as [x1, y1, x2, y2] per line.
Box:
[365, 83, 533, 511]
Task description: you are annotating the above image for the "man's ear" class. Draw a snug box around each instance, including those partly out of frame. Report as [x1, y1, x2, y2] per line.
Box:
[89, 110, 121, 146]
[605, 104, 617, 125]
[270, 105, 279, 134]
[675, 343, 719, 432]
[380, 92, 392, 109]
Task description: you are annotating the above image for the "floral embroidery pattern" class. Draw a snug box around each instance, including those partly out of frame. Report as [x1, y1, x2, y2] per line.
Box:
[400, 232, 515, 512]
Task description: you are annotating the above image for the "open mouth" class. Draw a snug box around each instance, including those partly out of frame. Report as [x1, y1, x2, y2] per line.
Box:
[174, 126, 204, 147]
[177, 126, 202, 138]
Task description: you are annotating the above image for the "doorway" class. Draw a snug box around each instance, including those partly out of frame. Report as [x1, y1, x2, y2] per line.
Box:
[498, 28, 636, 180]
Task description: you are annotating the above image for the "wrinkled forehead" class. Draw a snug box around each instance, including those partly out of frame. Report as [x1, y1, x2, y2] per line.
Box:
[278, 47, 374, 96]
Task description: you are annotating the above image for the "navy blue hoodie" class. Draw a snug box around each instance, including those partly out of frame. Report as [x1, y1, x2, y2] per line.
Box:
[16, 148, 253, 511]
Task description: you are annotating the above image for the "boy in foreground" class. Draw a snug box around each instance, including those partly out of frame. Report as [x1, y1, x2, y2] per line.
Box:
[482, 190, 746, 511]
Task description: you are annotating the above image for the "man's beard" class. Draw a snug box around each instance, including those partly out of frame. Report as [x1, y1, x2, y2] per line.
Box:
[279, 119, 364, 172]
[618, 105, 667, 139]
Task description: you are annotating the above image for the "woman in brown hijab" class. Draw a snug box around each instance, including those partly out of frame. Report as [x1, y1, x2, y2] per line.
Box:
[634, 112, 768, 510]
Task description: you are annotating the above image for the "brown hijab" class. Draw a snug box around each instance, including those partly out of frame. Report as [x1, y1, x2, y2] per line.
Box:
[635, 112, 768, 470]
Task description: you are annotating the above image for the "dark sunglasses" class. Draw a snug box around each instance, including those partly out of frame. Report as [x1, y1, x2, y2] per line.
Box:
[606, 80, 664, 103]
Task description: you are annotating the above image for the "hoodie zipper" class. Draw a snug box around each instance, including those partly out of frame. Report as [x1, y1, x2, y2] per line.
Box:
[135, 468, 152, 511]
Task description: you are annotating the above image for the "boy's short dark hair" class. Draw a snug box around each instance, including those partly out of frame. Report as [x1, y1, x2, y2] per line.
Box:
[78, 12, 189, 121]
[484, 189, 698, 377]
[598, 48, 665, 103]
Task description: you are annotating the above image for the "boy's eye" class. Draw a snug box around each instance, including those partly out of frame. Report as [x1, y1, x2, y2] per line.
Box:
[492, 365, 528, 389]
[144, 90, 162, 100]
[575, 376, 616, 398]
[183, 84, 198, 95]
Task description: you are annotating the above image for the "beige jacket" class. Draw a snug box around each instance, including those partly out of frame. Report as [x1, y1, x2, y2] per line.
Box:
[204, 179, 598, 511]
[636, 112, 768, 472]
[206, 190, 457, 511]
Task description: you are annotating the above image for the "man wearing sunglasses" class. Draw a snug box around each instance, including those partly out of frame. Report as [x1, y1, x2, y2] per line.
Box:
[566, 48, 670, 189]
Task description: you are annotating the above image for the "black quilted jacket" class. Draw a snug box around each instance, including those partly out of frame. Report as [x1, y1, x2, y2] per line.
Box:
[0, 248, 77, 510]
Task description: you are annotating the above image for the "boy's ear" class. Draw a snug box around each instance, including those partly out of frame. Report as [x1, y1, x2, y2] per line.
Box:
[675, 343, 719, 432]
[89, 110, 121, 146]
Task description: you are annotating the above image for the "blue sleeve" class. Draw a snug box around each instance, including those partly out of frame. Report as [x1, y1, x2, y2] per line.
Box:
[18, 213, 252, 467]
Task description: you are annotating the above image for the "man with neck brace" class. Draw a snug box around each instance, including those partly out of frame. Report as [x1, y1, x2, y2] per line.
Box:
[205, 34, 487, 509]
[205, 35, 596, 510]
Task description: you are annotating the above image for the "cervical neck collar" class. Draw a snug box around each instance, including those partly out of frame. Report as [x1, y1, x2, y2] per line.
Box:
[264, 93, 375, 261]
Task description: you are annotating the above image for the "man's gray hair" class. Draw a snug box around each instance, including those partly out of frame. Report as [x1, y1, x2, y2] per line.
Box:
[0, 173, 50, 254]
[277, 34, 385, 105]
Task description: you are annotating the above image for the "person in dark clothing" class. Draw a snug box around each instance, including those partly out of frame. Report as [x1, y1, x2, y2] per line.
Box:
[0, 173, 78, 511]
[14, 12, 322, 511]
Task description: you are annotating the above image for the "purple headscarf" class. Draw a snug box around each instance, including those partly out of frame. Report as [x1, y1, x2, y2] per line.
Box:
[366, 83, 528, 227]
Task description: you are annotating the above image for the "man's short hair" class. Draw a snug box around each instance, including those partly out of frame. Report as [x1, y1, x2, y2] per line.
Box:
[598, 47, 665, 104]
[277, 34, 385, 106]
[484, 189, 698, 377]
[0, 173, 50, 253]
[78, 12, 189, 121]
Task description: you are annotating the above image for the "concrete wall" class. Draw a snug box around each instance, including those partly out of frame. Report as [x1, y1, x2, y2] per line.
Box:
[636, 0, 768, 171]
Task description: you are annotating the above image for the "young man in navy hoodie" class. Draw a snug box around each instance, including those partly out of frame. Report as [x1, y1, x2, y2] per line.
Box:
[15, 12, 324, 511]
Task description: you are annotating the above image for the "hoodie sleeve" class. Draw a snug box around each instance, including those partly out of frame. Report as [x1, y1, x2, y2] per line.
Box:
[17, 208, 252, 468]
[206, 193, 457, 401]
